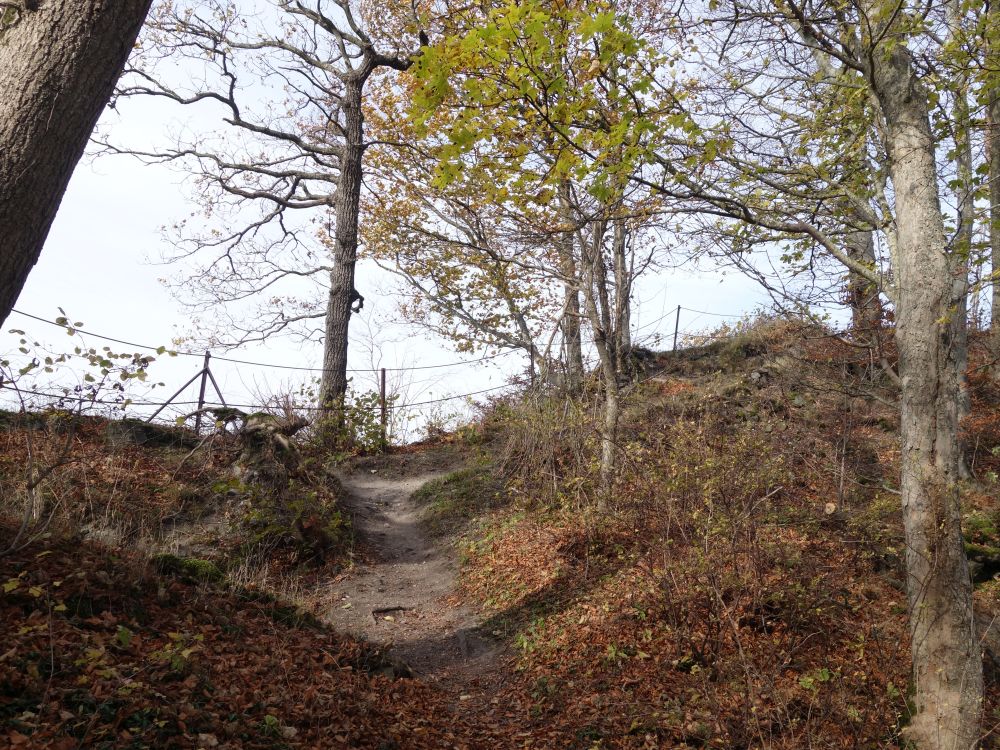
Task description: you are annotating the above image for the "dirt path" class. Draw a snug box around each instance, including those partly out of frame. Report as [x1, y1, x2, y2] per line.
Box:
[319, 456, 503, 693]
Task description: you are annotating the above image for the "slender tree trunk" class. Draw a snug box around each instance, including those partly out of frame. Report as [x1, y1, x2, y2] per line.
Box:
[591, 223, 615, 371]
[867, 28, 982, 748]
[950, 35, 974, 479]
[499, 271, 547, 384]
[581, 222, 618, 511]
[563, 281, 584, 391]
[320, 79, 365, 416]
[845, 230, 882, 338]
[969, 264, 983, 333]
[988, 0, 1000, 378]
[558, 182, 584, 392]
[612, 220, 632, 370]
[0, 0, 152, 322]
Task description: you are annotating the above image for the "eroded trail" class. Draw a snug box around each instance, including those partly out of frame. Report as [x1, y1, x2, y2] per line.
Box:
[319, 456, 501, 693]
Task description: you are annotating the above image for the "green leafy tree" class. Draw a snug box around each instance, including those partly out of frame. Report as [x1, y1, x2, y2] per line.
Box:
[414, 0, 988, 741]
[409, 0, 680, 502]
[363, 78, 566, 380]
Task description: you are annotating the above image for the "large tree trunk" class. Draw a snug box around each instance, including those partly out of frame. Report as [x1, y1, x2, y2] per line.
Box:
[0, 0, 152, 322]
[319, 79, 365, 416]
[867, 28, 982, 748]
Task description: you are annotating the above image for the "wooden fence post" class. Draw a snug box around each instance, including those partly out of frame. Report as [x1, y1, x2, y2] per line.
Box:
[672, 305, 681, 351]
[379, 367, 387, 450]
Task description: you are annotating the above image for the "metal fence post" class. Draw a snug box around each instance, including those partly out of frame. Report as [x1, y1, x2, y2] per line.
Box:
[193, 351, 211, 433]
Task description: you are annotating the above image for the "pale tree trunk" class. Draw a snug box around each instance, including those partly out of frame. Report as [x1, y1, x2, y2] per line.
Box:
[988, 0, 1000, 378]
[0, 0, 152, 322]
[612, 220, 632, 370]
[581, 221, 618, 511]
[866, 23, 982, 747]
[592, 225, 615, 368]
[558, 182, 584, 392]
[320, 79, 365, 416]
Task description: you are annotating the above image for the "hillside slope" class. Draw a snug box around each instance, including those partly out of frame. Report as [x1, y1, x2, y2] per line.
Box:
[433, 320, 1000, 748]
[3, 319, 1000, 748]
[0, 531, 499, 749]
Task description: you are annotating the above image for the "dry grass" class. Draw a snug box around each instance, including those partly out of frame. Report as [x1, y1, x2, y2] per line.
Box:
[452, 316, 1000, 748]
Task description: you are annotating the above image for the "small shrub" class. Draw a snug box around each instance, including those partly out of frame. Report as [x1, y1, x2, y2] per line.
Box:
[484, 392, 597, 507]
[237, 481, 347, 564]
[308, 390, 393, 456]
[153, 553, 223, 583]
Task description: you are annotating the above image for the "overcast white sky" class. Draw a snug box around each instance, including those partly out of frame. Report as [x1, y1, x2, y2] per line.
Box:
[1, 50, 773, 440]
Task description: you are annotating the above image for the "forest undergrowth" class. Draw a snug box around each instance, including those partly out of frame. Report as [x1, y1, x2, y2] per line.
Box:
[446, 318, 1000, 748]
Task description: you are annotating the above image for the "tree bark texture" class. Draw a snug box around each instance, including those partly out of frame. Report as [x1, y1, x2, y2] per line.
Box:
[0, 0, 152, 322]
[592, 224, 614, 370]
[612, 220, 632, 369]
[319, 80, 365, 415]
[867, 29, 982, 748]
[558, 181, 584, 393]
[562, 279, 584, 392]
[845, 230, 882, 338]
[581, 222, 618, 511]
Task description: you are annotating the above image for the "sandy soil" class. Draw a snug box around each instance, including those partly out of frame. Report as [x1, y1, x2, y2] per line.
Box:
[318, 452, 505, 696]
